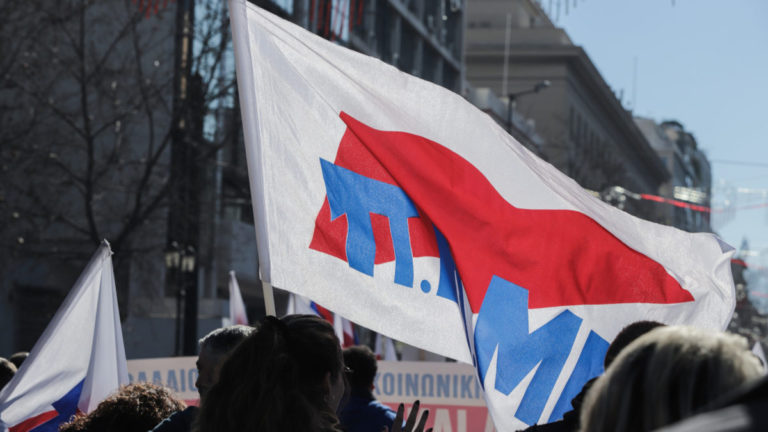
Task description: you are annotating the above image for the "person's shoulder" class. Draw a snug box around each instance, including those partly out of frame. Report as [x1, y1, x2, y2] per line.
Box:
[151, 406, 200, 432]
[368, 399, 397, 421]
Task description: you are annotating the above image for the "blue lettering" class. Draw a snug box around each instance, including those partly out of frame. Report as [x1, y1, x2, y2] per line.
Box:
[189, 369, 198, 392]
[421, 374, 434, 397]
[397, 372, 402, 395]
[180, 369, 186, 392]
[548, 331, 608, 422]
[461, 375, 474, 398]
[406, 373, 419, 397]
[382, 373, 395, 395]
[434, 228, 459, 302]
[437, 374, 451, 398]
[320, 159, 420, 287]
[128, 373, 134, 383]
[453, 374, 458, 398]
[374, 373, 381, 396]
[166, 370, 178, 392]
[138, 371, 147, 383]
[152, 370, 163, 385]
[474, 275, 581, 425]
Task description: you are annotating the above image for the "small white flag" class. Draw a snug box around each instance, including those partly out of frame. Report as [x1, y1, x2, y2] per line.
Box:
[228, 271, 249, 326]
[374, 333, 398, 361]
[0, 240, 128, 432]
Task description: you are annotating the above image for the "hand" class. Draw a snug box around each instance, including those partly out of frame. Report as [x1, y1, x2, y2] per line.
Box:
[386, 400, 432, 432]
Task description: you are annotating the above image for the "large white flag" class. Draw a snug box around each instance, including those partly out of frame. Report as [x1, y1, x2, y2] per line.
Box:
[228, 271, 249, 325]
[228, 1, 735, 429]
[0, 240, 128, 432]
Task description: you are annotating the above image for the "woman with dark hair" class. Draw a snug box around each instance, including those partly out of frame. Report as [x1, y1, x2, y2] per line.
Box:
[196, 314, 430, 432]
[195, 314, 350, 432]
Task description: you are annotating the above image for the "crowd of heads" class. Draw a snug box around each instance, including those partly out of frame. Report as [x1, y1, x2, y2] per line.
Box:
[6, 315, 765, 432]
[522, 321, 766, 432]
[191, 316, 427, 432]
[196, 314, 347, 432]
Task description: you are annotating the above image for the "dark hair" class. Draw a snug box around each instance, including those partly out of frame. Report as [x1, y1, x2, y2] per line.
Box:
[8, 351, 28, 369]
[343, 345, 377, 390]
[58, 382, 185, 432]
[0, 357, 17, 390]
[198, 325, 256, 355]
[604, 320, 665, 368]
[196, 314, 344, 432]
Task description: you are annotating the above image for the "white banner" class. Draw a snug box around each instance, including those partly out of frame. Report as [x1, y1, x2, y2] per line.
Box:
[127, 357, 198, 404]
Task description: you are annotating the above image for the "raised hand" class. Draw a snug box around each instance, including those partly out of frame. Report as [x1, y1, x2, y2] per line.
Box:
[386, 400, 432, 432]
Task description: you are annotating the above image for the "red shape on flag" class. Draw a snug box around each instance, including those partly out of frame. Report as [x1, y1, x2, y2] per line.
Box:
[8, 411, 58, 432]
[311, 113, 694, 313]
[312, 302, 335, 324]
[309, 127, 440, 262]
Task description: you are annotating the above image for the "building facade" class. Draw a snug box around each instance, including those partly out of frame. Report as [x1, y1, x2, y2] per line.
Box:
[635, 117, 712, 232]
[0, 0, 477, 358]
[464, 0, 669, 221]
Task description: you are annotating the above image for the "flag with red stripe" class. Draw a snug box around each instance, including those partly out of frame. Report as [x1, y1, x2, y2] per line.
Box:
[229, 2, 735, 429]
[0, 241, 128, 432]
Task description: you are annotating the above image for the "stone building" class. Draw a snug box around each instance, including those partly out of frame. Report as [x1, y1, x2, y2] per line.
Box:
[635, 117, 712, 232]
[0, 0, 478, 359]
[464, 0, 669, 221]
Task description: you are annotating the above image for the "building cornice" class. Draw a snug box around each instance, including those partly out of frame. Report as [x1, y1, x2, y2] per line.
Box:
[468, 44, 669, 184]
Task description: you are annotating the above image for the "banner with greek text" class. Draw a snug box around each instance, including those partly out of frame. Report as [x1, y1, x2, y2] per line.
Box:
[376, 361, 495, 432]
[127, 357, 198, 405]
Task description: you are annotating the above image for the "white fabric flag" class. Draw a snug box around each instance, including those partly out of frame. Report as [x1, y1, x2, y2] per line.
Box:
[228, 271, 249, 325]
[228, 1, 735, 429]
[285, 293, 316, 316]
[333, 313, 356, 348]
[0, 240, 128, 432]
[374, 333, 398, 362]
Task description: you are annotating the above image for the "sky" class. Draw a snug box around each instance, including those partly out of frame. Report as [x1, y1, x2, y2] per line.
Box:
[550, 0, 768, 263]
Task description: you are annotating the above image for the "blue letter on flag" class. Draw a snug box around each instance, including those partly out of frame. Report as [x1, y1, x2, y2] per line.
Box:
[474, 276, 582, 425]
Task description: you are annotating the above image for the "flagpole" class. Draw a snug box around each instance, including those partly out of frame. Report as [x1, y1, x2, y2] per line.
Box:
[262, 281, 276, 317]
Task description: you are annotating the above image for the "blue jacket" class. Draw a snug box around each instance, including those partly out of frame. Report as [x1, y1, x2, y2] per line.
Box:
[340, 390, 397, 432]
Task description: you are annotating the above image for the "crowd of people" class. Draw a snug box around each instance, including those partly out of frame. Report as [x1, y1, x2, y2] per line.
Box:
[2, 316, 767, 431]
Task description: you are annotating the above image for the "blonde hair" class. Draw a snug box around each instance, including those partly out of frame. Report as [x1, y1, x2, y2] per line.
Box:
[581, 326, 763, 432]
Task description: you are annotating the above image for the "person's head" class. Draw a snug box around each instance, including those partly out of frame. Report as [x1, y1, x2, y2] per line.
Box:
[343, 345, 377, 392]
[581, 326, 764, 432]
[8, 351, 28, 370]
[196, 324, 255, 403]
[196, 314, 345, 432]
[0, 357, 17, 391]
[603, 320, 665, 369]
[58, 382, 185, 432]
